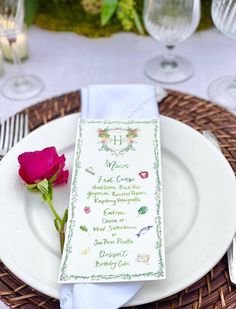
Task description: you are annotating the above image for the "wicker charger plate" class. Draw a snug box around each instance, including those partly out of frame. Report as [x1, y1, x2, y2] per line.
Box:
[0, 89, 235, 309]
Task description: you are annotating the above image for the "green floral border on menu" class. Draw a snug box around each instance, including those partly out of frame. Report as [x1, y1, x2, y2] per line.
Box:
[59, 119, 165, 282]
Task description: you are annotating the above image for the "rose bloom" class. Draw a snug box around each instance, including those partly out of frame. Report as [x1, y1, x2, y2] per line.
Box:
[18, 147, 69, 185]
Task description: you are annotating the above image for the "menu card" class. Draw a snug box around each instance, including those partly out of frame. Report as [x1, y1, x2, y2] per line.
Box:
[59, 119, 165, 283]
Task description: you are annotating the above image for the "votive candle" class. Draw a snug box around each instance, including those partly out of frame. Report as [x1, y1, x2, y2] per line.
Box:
[0, 31, 28, 62]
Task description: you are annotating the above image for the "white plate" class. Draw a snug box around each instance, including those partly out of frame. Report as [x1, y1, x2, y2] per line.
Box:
[0, 114, 236, 306]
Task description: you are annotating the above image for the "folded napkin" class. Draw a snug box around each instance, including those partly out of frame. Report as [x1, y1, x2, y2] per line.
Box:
[60, 84, 160, 309]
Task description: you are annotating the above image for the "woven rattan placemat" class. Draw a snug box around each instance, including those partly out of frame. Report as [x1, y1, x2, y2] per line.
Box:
[0, 89, 235, 309]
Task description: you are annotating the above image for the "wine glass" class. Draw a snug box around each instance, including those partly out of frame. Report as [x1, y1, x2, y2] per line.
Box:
[208, 0, 236, 109]
[0, 0, 43, 100]
[143, 0, 201, 84]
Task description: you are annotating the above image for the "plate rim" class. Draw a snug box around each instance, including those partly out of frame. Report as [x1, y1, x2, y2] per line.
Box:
[0, 113, 235, 306]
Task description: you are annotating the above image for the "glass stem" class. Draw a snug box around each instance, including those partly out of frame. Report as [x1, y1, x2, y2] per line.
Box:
[8, 38, 25, 85]
[161, 45, 178, 69]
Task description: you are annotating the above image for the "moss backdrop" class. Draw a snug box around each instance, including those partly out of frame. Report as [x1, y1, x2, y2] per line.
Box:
[24, 0, 213, 38]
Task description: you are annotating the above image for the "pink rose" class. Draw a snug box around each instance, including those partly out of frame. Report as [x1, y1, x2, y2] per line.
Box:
[18, 147, 69, 186]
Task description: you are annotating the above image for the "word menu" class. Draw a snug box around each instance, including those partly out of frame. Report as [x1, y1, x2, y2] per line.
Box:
[59, 119, 165, 283]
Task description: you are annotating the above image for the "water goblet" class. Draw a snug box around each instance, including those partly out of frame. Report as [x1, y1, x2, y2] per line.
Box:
[143, 0, 201, 84]
[208, 0, 236, 109]
[0, 0, 43, 100]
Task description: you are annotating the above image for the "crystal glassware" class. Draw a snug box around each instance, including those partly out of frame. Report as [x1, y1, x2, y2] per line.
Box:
[208, 0, 236, 109]
[0, 0, 43, 100]
[143, 0, 201, 84]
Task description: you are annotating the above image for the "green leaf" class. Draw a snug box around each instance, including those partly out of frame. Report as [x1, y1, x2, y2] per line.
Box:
[138, 206, 148, 215]
[41, 193, 46, 202]
[80, 225, 88, 233]
[132, 8, 144, 35]
[48, 182, 53, 200]
[37, 179, 49, 196]
[101, 0, 118, 26]
[37, 178, 48, 190]
[54, 218, 60, 231]
[25, 183, 38, 193]
[62, 208, 68, 224]
[24, 0, 39, 26]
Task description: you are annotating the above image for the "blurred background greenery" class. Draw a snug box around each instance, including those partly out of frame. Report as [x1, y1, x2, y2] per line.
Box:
[24, 0, 213, 38]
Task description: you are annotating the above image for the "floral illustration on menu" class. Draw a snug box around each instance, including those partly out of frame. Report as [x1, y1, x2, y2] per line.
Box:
[59, 119, 165, 283]
[98, 127, 139, 156]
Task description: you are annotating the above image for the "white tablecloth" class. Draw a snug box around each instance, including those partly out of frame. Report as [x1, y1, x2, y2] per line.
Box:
[0, 26, 236, 121]
[0, 26, 236, 309]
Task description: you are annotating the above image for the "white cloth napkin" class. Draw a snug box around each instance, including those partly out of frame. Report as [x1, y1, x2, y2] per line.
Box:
[60, 84, 160, 309]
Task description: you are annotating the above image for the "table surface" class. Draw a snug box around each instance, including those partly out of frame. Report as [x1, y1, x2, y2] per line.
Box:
[0, 26, 236, 121]
[0, 26, 236, 309]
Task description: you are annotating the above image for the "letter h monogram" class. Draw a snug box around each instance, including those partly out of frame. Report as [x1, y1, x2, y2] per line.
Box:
[111, 135, 123, 146]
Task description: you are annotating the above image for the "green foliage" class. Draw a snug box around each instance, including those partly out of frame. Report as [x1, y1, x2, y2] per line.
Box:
[25, 0, 213, 37]
[24, 0, 39, 26]
[116, 0, 144, 34]
[26, 183, 38, 192]
[34, 0, 121, 37]
[198, 0, 213, 31]
[101, 0, 118, 26]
